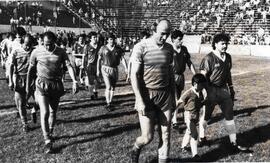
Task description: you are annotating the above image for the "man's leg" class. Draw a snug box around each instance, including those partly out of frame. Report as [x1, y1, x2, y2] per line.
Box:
[48, 96, 60, 138]
[157, 108, 172, 163]
[14, 91, 28, 132]
[36, 94, 52, 153]
[131, 111, 155, 163]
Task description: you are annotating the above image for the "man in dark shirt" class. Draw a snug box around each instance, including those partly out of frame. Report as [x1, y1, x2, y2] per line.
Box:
[199, 33, 249, 152]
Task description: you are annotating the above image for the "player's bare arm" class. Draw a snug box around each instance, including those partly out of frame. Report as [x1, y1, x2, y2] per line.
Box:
[130, 62, 147, 115]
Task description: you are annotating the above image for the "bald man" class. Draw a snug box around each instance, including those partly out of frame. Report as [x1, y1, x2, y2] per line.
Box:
[130, 19, 175, 163]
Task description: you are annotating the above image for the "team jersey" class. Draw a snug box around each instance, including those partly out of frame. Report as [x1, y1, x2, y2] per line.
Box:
[84, 43, 100, 66]
[72, 42, 85, 59]
[30, 46, 71, 80]
[98, 45, 124, 68]
[130, 38, 174, 89]
[10, 45, 33, 75]
[173, 45, 191, 75]
[200, 52, 232, 87]
[180, 88, 205, 112]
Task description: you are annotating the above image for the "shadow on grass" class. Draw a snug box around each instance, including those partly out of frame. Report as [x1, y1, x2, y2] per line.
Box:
[58, 110, 137, 124]
[171, 123, 270, 162]
[208, 105, 270, 125]
[53, 122, 139, 152]
[0, 104, 16, 110]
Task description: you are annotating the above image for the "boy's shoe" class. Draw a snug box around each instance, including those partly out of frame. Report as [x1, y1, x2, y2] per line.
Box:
[94, 92, 98, 99]
[172, 123, 180, 130]
[104, 104, 113, 112]
[45, 141, 53, 154]
[130, 147, 141, 163]
[192, 154, 201, 162]
[181, 146, 191, 153]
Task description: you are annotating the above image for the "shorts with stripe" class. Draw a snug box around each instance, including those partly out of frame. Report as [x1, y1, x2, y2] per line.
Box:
[35, 76, 65, 98]
[13, 74, 35, 94]
[101, 65, 118, 87]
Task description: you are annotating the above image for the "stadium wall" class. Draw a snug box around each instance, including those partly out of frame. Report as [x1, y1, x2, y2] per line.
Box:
[182, 35, 270, 57]
[0, 25, 94, 35]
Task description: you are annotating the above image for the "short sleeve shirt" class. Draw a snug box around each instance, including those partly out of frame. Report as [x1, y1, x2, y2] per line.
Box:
[130, 38, 174, 89]
[173, 45, 191, 75]
[10, 46, 32, 75]
[181, 88, 204, 112]
[84, 44, 100, 66]
[30, 46, 71, 80]
[98, 45, 124, 68]
[200, 52, 232, 87]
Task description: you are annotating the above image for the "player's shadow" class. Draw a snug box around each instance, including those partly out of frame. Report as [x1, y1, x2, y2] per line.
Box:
[170, 123, 270, 162]
[0, 104, 16, 110]
[58, 109, 137, 124]
[53, 122, 140, 153]
[60, 93, 135, 110]
[208, 105, 270, 125]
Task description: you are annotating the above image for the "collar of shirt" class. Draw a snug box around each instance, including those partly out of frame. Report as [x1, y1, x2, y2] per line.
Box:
[173, 45, 181, 53]
[213, 50, 226, 62]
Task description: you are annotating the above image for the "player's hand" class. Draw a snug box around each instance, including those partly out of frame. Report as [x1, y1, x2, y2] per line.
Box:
[137, 101, 147, 116]
[72, 81, 78, 94]
[229, 86, 235, 101]
[8, 82, 14, 91]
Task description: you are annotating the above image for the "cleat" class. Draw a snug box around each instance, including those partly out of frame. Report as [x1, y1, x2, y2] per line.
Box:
[229, 143, 253, 153]
[94, 92, 98, 99]
[192, 154, 201, 162]
[44, 141, 53, 154]
[181, 146, 191, 153]
[23, 125, 30, 133]
[130, 148, 141, 163]
[198, 137, 209, 147]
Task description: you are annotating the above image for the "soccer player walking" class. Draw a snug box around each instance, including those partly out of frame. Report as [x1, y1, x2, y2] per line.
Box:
[199, 33, 249, 152]
[26, 31, 78, 153]
[96, 33, 128, 111]
[82, 32, 100, 99]
[8, 33, 34, 132]
[170, 30, 196, 128]
[130, 19, 175, 163]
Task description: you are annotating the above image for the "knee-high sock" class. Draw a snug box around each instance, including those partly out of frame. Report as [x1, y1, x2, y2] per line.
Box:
[89, 85, 94, 96]
[109, 90, 114, 103]
[199, 119, 207, 139]
[172, 107, 179, 124]
[105, 89, 110, 104]
[181, 129, 191, 148]
[190, 138, 198, 157]
[224, 119, 237, 144]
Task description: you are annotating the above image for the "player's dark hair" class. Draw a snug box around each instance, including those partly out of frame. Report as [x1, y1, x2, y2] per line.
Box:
[171, 29, 184, 40]
[212, 33, 230, 50]
[107, 33, 116, 40]
[15, 27, 26, 37]
[44, 31, 57, 42]
[192, 73, 207, 86]
[7, 32, 15, 39]
[38, 34, 44, 40]
[89, 31, 97, 38]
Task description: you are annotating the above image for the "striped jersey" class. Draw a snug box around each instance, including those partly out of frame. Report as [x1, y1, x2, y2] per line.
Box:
[30, 46, 71, 80]
[10, 45, 33, 75]
[130, 38, 174, 89]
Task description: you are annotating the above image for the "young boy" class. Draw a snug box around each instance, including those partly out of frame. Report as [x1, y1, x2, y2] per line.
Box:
[176, 73, 207, 160]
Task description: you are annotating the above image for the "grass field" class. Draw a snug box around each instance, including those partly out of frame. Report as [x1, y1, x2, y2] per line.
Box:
[0, 53, 270, 163]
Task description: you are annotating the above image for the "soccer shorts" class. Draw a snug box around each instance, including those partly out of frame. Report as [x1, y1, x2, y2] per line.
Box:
[204, 85, 234, 121]
[101, 65, 118, 87]
[135, 88, 175, 113]
[174, 74, 185, 98]
[86, 64, 97, 85]
[35, 76, 65, 98]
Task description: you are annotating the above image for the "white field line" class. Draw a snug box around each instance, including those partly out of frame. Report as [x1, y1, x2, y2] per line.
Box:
[1, 66, 270, 116]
